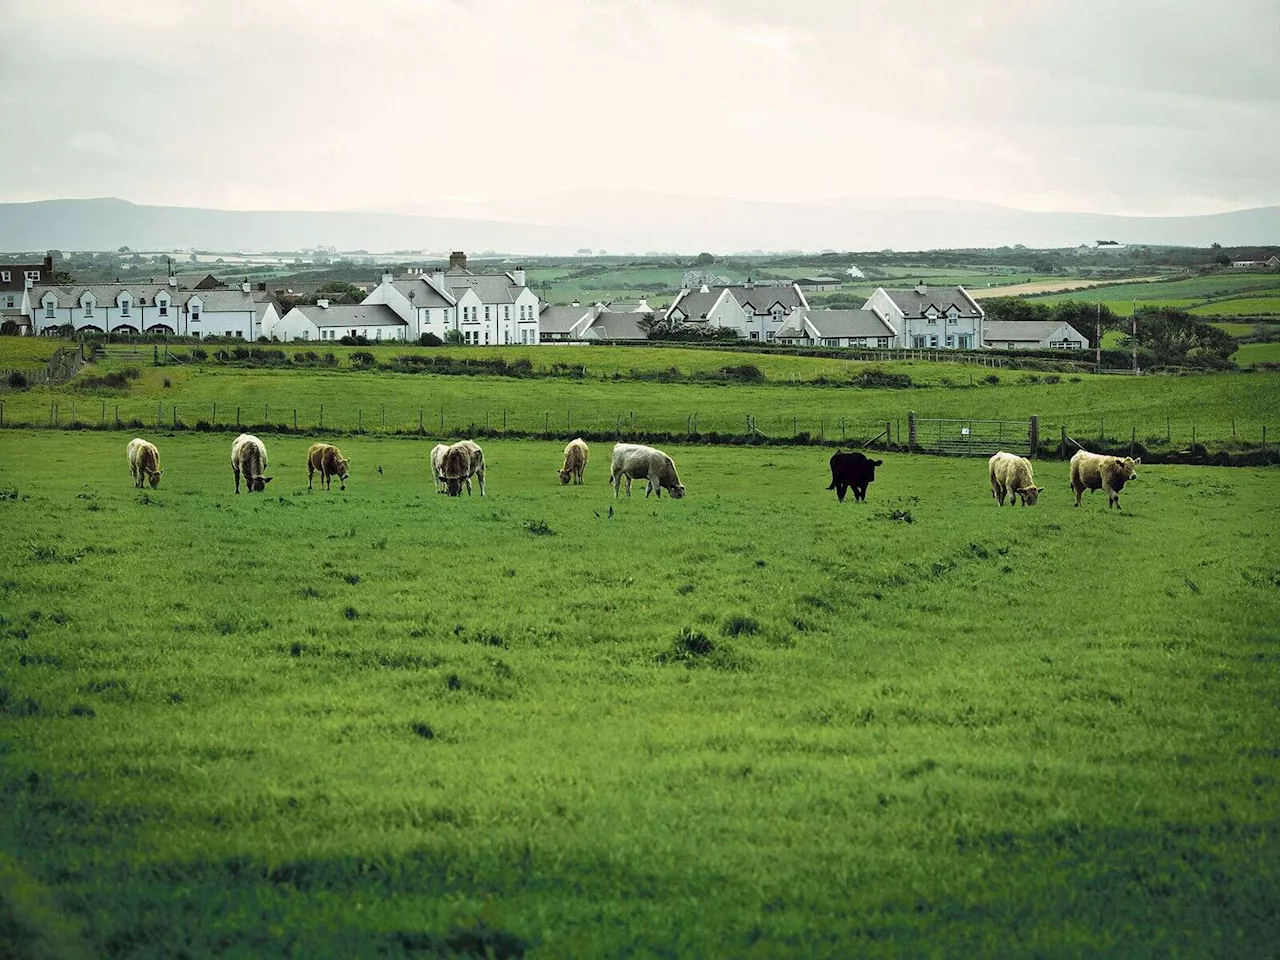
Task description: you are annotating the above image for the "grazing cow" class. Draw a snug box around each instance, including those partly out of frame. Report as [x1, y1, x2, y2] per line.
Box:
[988, 451, 1043, 506]
[307, 442, 350, 491]
[429, 443, 450, 494]
[827, 451, 883, 502]
[1070, 450, 1140, 510]
[440, 440, 486, 497]
[126, 438, 162, 489]
[609, 443, 685, 499]
[231, 433, 273, 493]
[559, 438, 590, 485]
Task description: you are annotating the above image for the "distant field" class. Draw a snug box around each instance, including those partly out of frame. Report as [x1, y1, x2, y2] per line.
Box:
[1190, 297, 1280, 317]
[1234, 342, 1280, 366]
[0, 337, 63, 372]
[971, 277, 1164, 299]
[1032, 274, 1280, 307]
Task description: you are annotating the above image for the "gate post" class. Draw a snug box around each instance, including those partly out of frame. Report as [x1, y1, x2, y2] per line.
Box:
[907, 411, 917, 448]
[1029, 415, 1039, 458]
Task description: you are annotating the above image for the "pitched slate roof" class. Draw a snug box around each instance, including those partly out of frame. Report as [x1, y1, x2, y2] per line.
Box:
[777, 308, 895, 340]
[289, 303, 406, 329]
[538, 304, 594, 336]
[666, 288, 722, 320]
[728, 283, 806, 313]
[592, 312, 649, 340]
[391, 278, 454, 308]
[442, 274, 525, 304]
[983, 321, 1084, 343]
[881, 286, 982, 318]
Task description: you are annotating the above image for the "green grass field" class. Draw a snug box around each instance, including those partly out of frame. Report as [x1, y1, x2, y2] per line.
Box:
[1234, 342, 1280, 367]
[0, 338, 66, 373]
[1, 432, 1277, 958]
[1031, 275, 1280, 319]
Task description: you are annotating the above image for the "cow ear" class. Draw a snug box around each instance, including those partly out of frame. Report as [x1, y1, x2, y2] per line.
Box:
[263, 476, 274, 485]
[1133, 458, 1141, 465]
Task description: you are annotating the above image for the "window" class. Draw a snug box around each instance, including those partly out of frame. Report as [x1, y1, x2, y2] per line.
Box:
[749, 331, 759, 340]
[0, 271, 8, 282]
[926, 316, 937, 325]
[912, 335, 927, 348]
[4, 296, 13, 308]
[376, 329, 382, 341]
[765, 331, 774, 341]
[877, 337, 890, 348]
[120, 299, 130, 316]
[823, 338, 840, 347]
[946, 335, 954, 347]
[303, 329, 309, 340]
[484, 330, 490, 344]
[484, 306, 491, 321]
[45, 301, 55, 318]
[190, 307, 201, 322]
[947, 316, 957, 325]
[503, 306, 510, 320]
[25, 270, 40, 281]
[158, 299, 169, 317]
[84, 302, 93, 317]
[226, 330, 234, 338]
[929, 335, 939, 348]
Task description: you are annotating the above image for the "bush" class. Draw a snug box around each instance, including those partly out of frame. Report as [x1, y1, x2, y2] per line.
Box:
[350, 351, 376, 368]
[853, 368, 913, 389]
[7, 371, 28, 389]
[418, 332, 444, 346]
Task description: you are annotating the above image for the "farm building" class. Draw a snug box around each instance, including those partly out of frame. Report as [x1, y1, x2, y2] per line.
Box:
[774, 308, 895, 348]
[268, 302, 407, 342]
[24, 279, 259, 338]
[795, 276, 843, 292]
[983, 320, 1088, 350]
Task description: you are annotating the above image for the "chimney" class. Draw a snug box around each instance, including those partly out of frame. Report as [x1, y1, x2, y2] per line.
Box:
[317, 299, 330, 309]
[258, 282, 267, 291]
[169, 275, 178, 287]
[745, 276, 754, 289]
[571, 299, 581, 307]
[449, 250, 467, 271]
[382, 272, 394, 284]
[915, 281, 928, 295]
[431, 268, 445, 289]
[241, 282, 250, 293]
[513, 266, 526, 287]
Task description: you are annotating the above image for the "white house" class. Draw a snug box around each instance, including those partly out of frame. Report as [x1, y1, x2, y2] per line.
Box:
[361, 253, 539, 344]
[774, 308, 896, 348]
[270, 302, 407, 342]
[24, 279, 259, 338]
[665, 281, 808, 341]
[864, 283, 984, 350]
[983, 320, 1088, 351]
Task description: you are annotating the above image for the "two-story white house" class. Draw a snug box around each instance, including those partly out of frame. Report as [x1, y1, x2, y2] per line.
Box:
[665, 280, 808, 341]
[864, 283, 984, 350]
[361, 253, 540, 344]
[24, 279, 259, 338]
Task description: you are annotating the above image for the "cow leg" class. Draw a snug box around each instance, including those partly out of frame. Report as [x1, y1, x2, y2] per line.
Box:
[478, 468, 485, 496]
[234, 467, 241, 494]
[611, 473, 620, 498]
[625, 476, 632, 497]
[836, 482, 847, 502]
[308, 466, 313, 490]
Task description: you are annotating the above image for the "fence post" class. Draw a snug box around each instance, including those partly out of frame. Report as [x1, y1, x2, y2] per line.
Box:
[418, 408, 424, 433]
[320, 404, 324, 428]
[157, 402, 162, 427]
[503, 409, 507, 433]
[115, 404, 119, 427]
[101, 400, 105, 425]
[1029, 415, 1039, 458]
[440, 406, 445, 433]
[294, 409, 298, 430]
[212, 402, 217, 425]
[841, 418, 846, 440]
[0, 401, 4, 427]
[1130, 426, 1136, 457]
[264, 404, 269, 427]
[358, 410, 362, 432]
[885, 421, 892, 449]
[908, 411, 917, 448]
[172, 406, 177, 429]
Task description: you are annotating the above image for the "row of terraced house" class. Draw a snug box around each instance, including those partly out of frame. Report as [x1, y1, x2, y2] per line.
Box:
[3, 250, 1089, 351]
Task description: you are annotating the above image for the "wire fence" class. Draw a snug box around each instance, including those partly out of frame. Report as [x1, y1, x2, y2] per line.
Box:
[2, 398, 1275, 463]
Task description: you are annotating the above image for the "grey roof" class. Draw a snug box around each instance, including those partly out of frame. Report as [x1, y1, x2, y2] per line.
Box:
[882, 286, 982, 318]
[391, 278, 453, 308]
[538, 304, 594, 336]
[29, 283, 254, 310]
[290, 303, 406, 329]
[777, 308, 895, 340]
[983, 320, 1084, 342]
[728, 283, 805, 313]
[797, 276, 842, 284]
[667, 288, 722, 320]
[442, 273, 525, 304]
[587, 312, 648, 340]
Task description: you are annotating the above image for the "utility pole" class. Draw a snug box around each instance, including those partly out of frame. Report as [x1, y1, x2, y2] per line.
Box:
[1095, 302, 1101, 371]
[1132, 299, 1138, 374]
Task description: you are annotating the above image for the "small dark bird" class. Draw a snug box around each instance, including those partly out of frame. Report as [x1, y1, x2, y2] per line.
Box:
[377, 465, 383, 475]
[608, 505, 614, 518]
[594, 510, 600, 518]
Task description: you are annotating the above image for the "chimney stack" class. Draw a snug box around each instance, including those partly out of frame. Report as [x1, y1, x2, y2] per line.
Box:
[382, 272, 394, 284]
[317, 299, 330, 309]
[512, 266, 526, 287]
[449, 250, 467, 272]
[241, 281, 251, 293]
[169, 275, 178, 287]
[915, 281, 928, 295]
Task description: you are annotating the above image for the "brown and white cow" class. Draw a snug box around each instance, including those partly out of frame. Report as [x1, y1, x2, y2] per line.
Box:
[126, 438, 163, 488]
[558, 438, 590, 485]
[440, 440, 486, 497]
[609, 443, 684, 499]
[307, 442, 350, 491]
[988, 451, 1043, 506]
[231, 433, 273, 493]
[1070, 449, 1140, 509]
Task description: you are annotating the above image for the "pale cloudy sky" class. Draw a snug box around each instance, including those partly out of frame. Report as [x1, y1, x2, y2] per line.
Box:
[3, 0, 1278, 216]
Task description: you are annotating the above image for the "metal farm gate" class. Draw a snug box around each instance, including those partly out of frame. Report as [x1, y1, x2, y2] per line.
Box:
[908, 412, 1039, 458]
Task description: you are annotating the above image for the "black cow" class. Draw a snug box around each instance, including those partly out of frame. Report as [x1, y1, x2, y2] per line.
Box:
[827, 451, 883, 502]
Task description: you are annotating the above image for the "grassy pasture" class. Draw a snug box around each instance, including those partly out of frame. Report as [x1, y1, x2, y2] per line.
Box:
[3, 357, 1277, 452]
[1191, 297, 1280, 317]
[0, 338, 64, 373]
[1234, 342, 1280, 366]
[1, 432, 1277, 958]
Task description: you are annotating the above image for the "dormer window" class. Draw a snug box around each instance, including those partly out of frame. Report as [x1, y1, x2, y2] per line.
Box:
[0, 271, 9, 282]
[82, 296, 95, 317]
[157, 296, 169, 317]
[43, 296, 56, 318]
[26, 270, 40, 282]
[119, 295, 131, 317]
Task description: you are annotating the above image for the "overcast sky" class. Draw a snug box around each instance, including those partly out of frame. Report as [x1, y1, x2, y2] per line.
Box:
[3, 0, 1278, 217]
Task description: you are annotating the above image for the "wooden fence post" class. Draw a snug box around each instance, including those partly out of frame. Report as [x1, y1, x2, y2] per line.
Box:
[172, 406, 177, 428]
[1029, 415, 1039, 457]
[294, 409, 298, 430]
[908, 411, 917, 448]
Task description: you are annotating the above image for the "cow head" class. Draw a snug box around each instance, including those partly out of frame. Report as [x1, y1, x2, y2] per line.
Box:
[668, 483, 686, 499]
[558, 468, 573, 485]
[336, 458, 350, 483]
[147, 469, 163, 488]
[1119, 457, 1140, 480]
[248, 476, 273, 492]
[446, 476, 465, 496]
[1017, 485, 1045, 505]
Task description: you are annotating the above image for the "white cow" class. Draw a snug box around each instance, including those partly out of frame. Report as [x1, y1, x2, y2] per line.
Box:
[126, 438, 163, 488]
[609, 443, 685, 499]
[231, 433, 273, 493]
[429, 443, 450, 493]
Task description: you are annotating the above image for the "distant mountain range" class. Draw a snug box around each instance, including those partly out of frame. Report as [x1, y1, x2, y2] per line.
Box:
[1, 194, 1277, 255]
